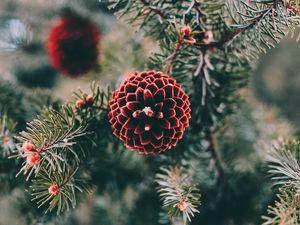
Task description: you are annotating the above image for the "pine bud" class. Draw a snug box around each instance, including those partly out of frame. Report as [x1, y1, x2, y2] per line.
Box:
[181, 26, 192, 37]
[26, 153, 40, 166]
[48, 184, 60, 196]
[76, 99, 86, 108]
[86, 95, 94, 104]
[178, 201, 188, 211]
[22, 141, 35, 151]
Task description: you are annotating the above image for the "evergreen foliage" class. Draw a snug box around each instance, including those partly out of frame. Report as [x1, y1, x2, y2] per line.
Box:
[0, 0, 299, 224]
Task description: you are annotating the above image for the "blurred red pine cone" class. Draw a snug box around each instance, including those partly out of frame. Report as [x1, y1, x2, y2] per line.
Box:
[47, 13, 100, 77]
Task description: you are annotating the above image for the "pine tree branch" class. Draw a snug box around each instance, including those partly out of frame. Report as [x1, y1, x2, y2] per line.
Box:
[262, 187, 300, 225]
[166, 34, 185, 74]
[206, 130, 227, 178]
[206, 0, 299, 51]
[186, 0, 207, 25]
[264, 140, 300, 223]
[59, 168, 76, 188]
[139, 0, 168, 20]
[207, 7, 273, 50]
[11, 84, 111, 214]
[156, 166, 201, 222]
[30, 163, 91, 215]
[267, 140, 300, 191]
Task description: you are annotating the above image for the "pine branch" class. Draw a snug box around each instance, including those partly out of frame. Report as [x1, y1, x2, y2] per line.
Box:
[156, 166, 201, 222]
[262, 187, 300, 225]
[223, 0, 300, 60]
[147, 1, 250, 132]
[30, 162, 92, 215]
[267, 140, 300, 191]
[165, 35, 184, 74]
[108, 0, 173, 39]
[165, 26, 194, 75]
[13, 105, 87, 180]
[73, 82, 111, 118]
[11, 84, 111, 214]
[190, 49, 250, 130]
[138, 0, 168, 20]
[207, 4, 272, 50]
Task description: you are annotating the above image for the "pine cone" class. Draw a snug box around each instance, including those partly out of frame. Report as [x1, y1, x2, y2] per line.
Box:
[47, 12, 100, 77]
[109, 71, 191, 155]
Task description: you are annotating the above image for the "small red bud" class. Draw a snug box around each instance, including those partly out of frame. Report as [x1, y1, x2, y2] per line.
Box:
[85, 95, 94, 107]
[178, 201, 188, 211]
[26, 153, 40, 166]
[22, 142, 35, 151]
[86, 95, 94, 103]
[48, 184, 60, 196]
[75, 99, 86, 108]
[181, 26, 192, 37]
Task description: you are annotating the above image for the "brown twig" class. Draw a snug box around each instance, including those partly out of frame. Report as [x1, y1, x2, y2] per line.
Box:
[206, 7, 272, 50]
[93, 105, 110, 112]
[165, 34, 185, 74]
[190, 0, 207, 25]
[206, 130, 227, 178]
[205, 0, 299, 50]
[139, 0, 168, 20]
[59, 168, 77, 188]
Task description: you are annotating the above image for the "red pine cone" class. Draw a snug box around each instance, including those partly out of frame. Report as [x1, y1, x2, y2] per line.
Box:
[108, 71, 191, 155]
[22, 142, 35, 151]
[26, 153, 40, 166]
[48, 184, 60, 196]
[47, 13, 100, 77]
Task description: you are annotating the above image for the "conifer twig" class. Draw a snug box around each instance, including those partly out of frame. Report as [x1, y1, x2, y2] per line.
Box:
[262, 187, 300, 225]
[188, 0, 207, 25]
[139, 0, 168, 20]
[166, 34, 185, 74]
[92, 105, 110, 111]
[207, 7, 273, 50]
[206, 130, 227, 178]
[156, 167, 201, 222]
[205, 0, 299, 51]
